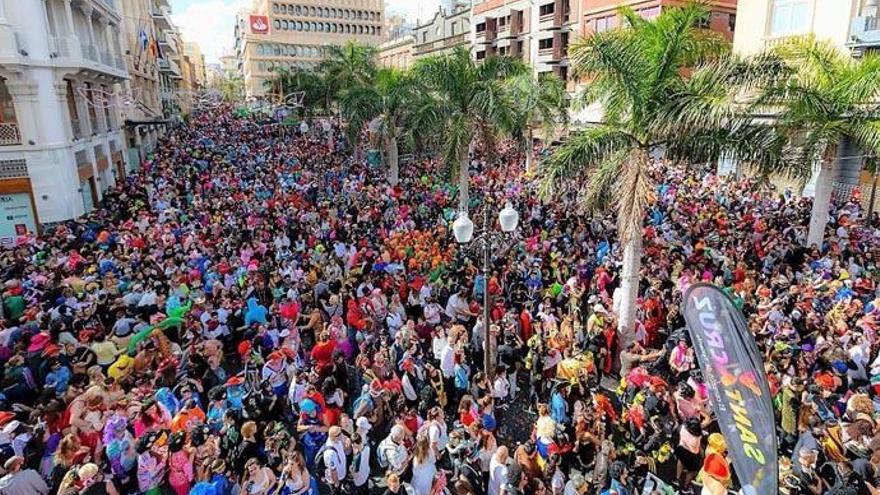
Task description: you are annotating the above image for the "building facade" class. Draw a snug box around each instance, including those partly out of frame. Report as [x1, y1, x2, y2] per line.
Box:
[158, 26, 183, 118]
[377, 35, 415, 69]
[412, 3, 472, 59]
[582, 0, 737, 41]
[471, 0, 584, 82]
[0, 0, 129, 236]
[119, 0, 169, 169]
[235, 0, 386, 98]
[733, 0, 855, 55]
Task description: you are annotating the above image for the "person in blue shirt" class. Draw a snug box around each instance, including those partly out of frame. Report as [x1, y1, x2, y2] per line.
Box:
[550, 384, 569, 425]
[44, 360, 71, 398]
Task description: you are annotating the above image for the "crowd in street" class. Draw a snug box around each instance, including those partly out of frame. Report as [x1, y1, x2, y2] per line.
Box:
[0, 108, 878, 495]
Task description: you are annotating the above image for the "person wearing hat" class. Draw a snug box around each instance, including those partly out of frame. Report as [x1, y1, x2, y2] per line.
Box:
[77, 462, 120, 495]
[0, 455, 48, 495]
[697, 434, 731, 495]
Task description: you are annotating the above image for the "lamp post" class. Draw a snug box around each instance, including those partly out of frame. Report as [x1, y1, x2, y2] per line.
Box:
[452, 202, 520, 379]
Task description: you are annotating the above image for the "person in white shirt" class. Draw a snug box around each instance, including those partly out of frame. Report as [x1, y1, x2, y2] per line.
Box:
[349, 435, 371, 495]
[322, 426, 348, 493]
[378, 425, 411, 476]
[488, 446, 509, 495]
[445, 287, 475, 322]
[426, 407, 448, 458]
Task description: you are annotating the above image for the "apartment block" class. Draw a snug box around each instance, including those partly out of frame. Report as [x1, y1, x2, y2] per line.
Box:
[235, 0, 385, 98]
[582, 0, 737, 41]
[471, 0, 584, 82]
[0, 0, 129, 237]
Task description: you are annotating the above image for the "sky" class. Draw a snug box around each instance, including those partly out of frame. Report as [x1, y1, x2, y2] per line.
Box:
[169, 0, 442, 64]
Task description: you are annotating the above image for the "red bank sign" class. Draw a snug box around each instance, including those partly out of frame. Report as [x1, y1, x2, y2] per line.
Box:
[250, 15, 269, 35]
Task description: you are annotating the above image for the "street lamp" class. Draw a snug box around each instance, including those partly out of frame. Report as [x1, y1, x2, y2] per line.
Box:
[452, 202, 520, 379]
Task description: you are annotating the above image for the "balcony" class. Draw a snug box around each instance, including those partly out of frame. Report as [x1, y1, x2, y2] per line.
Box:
[152, 7, 173, 30]
[48, 36, 73, 58]
[0, 123, 21, 146]
[510, 12, 523, 37]
[158, 34, 179, 54]
[80, 41, 98, 62]
[71, 119, 84, 140]
[158, 58, 182, 78]
[849, 16, 880, 47]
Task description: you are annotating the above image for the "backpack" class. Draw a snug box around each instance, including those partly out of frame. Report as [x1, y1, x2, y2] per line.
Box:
[376, 439, 396, 469]
[313, 443, 342, 482]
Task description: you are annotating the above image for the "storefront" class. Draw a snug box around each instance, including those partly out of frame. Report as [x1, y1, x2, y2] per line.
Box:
[0, 178, 38, 247]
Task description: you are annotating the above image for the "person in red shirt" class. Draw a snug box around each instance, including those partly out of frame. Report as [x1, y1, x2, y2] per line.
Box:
[310, 332, 337, 377]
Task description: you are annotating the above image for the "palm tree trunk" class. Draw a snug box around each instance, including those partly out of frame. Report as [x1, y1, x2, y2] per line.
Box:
[806, 149, 839, 248]
[617, 235, 642, 348]
[387, 135, 399, 186]
[525, 129, 534, 173]
[458, 142, 472, 212]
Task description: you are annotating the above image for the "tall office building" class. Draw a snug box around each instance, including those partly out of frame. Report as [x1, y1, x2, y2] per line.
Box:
[234, 0, 385, 98]
[0, 0, 129, 237]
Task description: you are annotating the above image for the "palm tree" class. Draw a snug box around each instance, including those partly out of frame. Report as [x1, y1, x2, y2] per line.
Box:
[414, 47, 528, 211]
[757, 36, 880, 247]
[339, 68, 440, 186]
[319, 41, 378, 108]
[540, 2, 789, 343]
[506, 73, 569, 172]
[319, 41, 379, 158]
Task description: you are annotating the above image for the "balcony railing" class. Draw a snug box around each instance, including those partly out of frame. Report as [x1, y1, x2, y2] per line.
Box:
[0, 123, 22, 146]
[48, 36, 72, 58]
[71, 118, 84, 140]
[80, 42, 98, 62]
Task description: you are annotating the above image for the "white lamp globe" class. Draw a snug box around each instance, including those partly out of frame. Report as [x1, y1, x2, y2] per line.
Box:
[499, 203, 519, 233]
[452, 211, 475, 244]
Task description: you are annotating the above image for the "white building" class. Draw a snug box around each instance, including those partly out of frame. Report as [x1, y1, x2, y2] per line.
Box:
[0, 0, 128, 238]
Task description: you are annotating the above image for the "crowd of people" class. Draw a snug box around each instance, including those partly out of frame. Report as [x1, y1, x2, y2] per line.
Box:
[0, 107, 878, 495]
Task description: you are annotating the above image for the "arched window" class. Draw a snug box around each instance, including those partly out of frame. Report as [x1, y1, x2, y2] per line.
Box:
[273, 19, 281, 29]
[272, 3, 279, 14]
[295, 5, 301, 15]
[303, 22, 310, 31]
[281, 20, 288, 30]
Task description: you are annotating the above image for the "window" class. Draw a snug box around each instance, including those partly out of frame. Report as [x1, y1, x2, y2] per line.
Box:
[594, 15, 617, 32]
[538, 38, 553, 50]
[273, 19, 281, 29]
[274, 44, 281, 55]
[635, 6, 660, 19]
[498, 16, 506, 27]
[539, 3, 554, 16]
[296, 21, 303, 30]
[422, 31, 427, 43]
[476, 22, 486, 33]
[325, 23, 331, 31]
[728, 14, 736, 32]
[295, 5, 301, 15]
[345, 24, 351, 33]
[281, 20, 288, 30]
[770, 0, 810, 36]
[272, 3, 279, 14]
[304, 22, 310, 31]
[476, 50, 486, 60]
[499, 46, 508, 55]
[309, 6, 315, 16]
[451, 22, 456, 35]
[331, 8, 337, 18]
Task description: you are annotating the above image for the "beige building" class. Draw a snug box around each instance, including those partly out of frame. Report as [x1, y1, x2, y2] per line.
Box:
[377, 35, 414, 69]
[412, 3, 472, 59]
[732, 0, 880, 212]
[119, 0, 163, 160]
[184, 42, 207, 89]
[235, 0, 386, 98]
[733, 0, 858, 55]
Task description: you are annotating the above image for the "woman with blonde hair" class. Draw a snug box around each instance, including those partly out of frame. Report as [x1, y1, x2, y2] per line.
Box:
[241, 457, 276, 495]
[410, 434, 437, 495]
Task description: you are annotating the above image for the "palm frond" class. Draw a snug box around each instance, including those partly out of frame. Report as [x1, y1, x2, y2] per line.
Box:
[539, 125, 637, 198]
